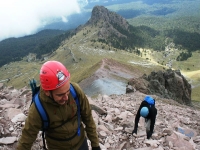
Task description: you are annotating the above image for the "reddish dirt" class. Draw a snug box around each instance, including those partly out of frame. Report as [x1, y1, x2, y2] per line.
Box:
[78, 58, 144, 96]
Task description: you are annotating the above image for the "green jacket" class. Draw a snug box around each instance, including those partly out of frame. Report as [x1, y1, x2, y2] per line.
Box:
[17, 82, 99, 150]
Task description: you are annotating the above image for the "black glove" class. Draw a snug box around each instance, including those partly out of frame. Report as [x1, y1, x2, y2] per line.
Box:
[132, 129, 137, 135]
[147, 131, 153, 139]
[92, 146, 101, 150]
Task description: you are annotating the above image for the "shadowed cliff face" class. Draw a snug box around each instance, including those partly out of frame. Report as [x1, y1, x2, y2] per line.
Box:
[127, 69, 192, 105]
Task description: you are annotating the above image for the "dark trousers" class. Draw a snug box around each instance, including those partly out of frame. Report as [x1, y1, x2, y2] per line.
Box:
[78, 138, 89, 150]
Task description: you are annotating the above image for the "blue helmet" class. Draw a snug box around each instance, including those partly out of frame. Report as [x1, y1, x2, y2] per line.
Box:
[140, 107, 149, 117]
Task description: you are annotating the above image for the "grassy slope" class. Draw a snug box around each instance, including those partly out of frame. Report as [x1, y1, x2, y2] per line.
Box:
[51, 24, 164, 80]
[0, 24, 163, 88]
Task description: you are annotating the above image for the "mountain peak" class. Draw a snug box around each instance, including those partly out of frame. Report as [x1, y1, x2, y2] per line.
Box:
[87, 5, 129, 30]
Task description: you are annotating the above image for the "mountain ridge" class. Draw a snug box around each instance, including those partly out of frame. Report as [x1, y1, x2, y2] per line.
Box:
[79, 58, 143, 97]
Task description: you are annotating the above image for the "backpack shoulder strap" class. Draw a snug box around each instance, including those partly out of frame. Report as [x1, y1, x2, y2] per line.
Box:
[33, 92, 49, 130]
[29, 79, 48, 149]
[33, 92, 49, 150]
[70, 83, 81, 136]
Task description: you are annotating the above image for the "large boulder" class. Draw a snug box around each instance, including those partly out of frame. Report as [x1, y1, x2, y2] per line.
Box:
[127, 69, 192, 105]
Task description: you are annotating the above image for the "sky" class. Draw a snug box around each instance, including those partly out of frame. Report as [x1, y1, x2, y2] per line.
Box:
[0, 0, 87, 41]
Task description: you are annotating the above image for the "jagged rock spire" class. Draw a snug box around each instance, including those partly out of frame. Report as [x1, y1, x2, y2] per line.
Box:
[86, 5, 129, 30]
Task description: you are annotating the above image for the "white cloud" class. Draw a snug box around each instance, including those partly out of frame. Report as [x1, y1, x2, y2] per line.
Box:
[0, 0, 81, 41]
[61, 16, 68, 23]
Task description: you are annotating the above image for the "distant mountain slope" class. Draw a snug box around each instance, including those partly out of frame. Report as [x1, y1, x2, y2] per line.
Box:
[84, 6, 164, 50]
[0, 29, 68, 67]
[84, 6, 200, 53]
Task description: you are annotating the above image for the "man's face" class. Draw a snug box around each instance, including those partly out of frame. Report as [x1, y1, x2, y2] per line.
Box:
[47, 81, 70, 105]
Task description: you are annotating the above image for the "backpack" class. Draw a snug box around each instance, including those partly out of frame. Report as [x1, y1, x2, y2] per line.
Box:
[29, 79, 81, 150]
[144, 95, 155, 107]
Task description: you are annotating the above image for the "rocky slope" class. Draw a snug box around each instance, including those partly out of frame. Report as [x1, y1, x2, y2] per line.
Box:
[0, 83, 200, 150]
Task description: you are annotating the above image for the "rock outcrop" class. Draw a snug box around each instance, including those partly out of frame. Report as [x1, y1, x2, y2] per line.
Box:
[87, 5, 129, 29]
[0, 83, 200, 150]
[127, 69, 192, 105]
[85, 5, 130, 40]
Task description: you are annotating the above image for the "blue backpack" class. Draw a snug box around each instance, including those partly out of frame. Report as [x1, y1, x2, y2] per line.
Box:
[144, 95, 155, 107]
[29, 79, 81, 149]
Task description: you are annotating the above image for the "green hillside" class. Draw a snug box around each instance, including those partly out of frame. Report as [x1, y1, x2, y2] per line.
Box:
[0, 29, 69, 67]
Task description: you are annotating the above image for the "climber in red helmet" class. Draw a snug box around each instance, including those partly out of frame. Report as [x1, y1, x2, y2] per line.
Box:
[17, 60, 101, 150]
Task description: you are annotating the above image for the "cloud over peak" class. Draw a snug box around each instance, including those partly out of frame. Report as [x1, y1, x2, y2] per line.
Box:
[0, 0, 81, 41]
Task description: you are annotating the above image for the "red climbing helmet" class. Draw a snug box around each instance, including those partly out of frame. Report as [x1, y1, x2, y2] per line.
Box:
[40, 61, 70, 90]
